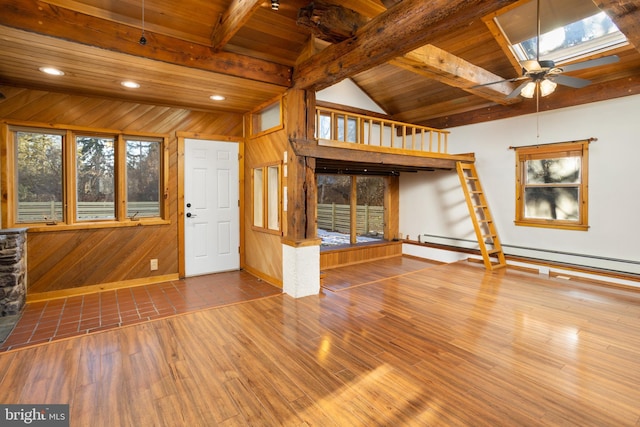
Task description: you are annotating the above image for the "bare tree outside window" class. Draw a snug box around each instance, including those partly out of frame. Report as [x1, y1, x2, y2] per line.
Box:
[126, 139, 161, 217]
[16, 131, 64, 222]
[515, 140, 589, 231]
[524, 158, 580, 220]
[9, 125, 167, 228]
[76, 136, 115, 220]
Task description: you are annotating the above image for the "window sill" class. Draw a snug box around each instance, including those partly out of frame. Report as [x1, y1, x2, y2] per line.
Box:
[250, 226, 282, 236]
[514, 220, 588, 231]
[20, 218, 171, 233]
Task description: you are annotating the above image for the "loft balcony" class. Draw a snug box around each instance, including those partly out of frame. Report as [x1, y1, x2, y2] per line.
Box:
[290, 106, 475, 174]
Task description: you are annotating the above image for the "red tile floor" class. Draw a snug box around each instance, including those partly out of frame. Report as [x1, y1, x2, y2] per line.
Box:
[0, 271, 281, 352]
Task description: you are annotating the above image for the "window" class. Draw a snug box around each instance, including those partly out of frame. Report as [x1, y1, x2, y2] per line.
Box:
[8, 125, 167, 229]
[252, 163, 281, 233]
[15, 129, 64, 223]
[317, 111, 358, 142]
[76, 135, 116, 220]
[317, 174, 386, 246]
[126, 138, 162, 218]
[249, 98, 283, 137]
[514, 140, 589, 230]
[494, 0, 627, 65]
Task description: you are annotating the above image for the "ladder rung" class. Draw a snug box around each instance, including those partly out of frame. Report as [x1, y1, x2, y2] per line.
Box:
[487, 249, 502, 255]
[473, 205, 487, 209]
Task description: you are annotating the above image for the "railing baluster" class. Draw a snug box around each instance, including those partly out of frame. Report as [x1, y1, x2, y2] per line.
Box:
[315, 106, 449, 154]
[401, 126, 406, 149]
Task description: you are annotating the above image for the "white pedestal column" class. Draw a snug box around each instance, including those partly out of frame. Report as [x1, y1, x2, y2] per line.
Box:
[282, 243, 320, 298]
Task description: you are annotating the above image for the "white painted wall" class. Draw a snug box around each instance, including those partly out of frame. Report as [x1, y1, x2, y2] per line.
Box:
[317, 79, 386, 114]
[400, 94, 640, 277]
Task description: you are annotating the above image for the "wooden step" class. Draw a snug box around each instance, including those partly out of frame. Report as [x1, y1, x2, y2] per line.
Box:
[456, 161, 507, 271]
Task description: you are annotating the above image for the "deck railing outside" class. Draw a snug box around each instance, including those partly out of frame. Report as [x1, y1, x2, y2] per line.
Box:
[316, 106, 450, 154]
[17, 201, 160, 222]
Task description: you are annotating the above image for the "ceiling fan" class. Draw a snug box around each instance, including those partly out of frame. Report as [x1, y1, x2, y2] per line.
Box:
[479, 0, 620, 99]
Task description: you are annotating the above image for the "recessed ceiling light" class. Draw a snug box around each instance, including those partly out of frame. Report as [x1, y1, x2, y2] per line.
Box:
[121, 81, 140, 89]
[210, 95, 226, 101]
[39, 67, 65, 76]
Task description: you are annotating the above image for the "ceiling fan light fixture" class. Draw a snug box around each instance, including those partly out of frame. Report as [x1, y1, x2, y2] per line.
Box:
[539, 79, 557, 97]
[520, 81, 536, 98]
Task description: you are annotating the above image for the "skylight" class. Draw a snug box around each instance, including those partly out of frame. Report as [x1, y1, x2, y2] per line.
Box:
[495, 0, 627, 65]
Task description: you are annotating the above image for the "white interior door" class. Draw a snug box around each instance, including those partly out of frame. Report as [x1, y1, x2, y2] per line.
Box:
[184, 139, 239, 276]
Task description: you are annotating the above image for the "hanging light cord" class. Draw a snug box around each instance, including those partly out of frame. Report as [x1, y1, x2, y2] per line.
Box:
[139, 0, 147, 45]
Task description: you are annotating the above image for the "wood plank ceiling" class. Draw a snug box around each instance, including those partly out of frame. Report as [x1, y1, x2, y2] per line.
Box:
[1, 0, 639, 128]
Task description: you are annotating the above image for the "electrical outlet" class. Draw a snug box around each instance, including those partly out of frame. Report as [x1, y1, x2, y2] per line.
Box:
[150, 259, 158, 271]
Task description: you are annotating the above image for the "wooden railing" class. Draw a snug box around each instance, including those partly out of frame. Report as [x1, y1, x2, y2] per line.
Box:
[316, 106, 450, 154]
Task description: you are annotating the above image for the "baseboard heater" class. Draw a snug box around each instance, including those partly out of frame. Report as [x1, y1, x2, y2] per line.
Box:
[418, 234, 640, 276]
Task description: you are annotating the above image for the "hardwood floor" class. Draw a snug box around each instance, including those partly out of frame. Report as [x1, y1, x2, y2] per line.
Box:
[1, 271, 281, 352]
[0, 259, 639, 426]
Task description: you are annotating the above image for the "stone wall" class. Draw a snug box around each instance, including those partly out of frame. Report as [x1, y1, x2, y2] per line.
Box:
[0, 229, 27, 316]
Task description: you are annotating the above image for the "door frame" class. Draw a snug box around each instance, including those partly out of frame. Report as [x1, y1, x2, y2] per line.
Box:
[177, 132, 244, 278]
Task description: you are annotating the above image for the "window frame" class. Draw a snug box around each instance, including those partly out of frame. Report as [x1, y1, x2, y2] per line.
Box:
[2, 121, 169, 232]
[317, 173, 390, 247]
[251, 161, 282, 235]
[514, 140, 589, 231]
[248, 97, 283, 138]
[484, 0, 629, 79]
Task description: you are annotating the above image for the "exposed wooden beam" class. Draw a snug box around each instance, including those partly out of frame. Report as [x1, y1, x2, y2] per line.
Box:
[0, 0, 292, 87]
[296, 3, 520, 105]
[211, 0, 262, 50]
[594, 0, 640, 52]
[381, 0, 404, 8]
[297, 1, 369, 44]
[424, 74, 640, 128]
[393, 95, 498, 124]
[293, 0, 519, 90]
[390, 45, 521, 105]
[289, 139, 473, 169]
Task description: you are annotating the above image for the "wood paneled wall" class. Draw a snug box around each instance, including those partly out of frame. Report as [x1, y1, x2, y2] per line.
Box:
[320, 241, 403, 270]
[242, 97, 289, 287]
[0, 86, 243, 295]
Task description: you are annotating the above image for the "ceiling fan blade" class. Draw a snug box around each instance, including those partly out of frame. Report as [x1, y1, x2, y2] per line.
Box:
[560, 55, 620, 73]
[521, 60, 542, 72]
[550, 74, 591, 88]
[507, 80, 532, 99]
[472, 76, 527, 89]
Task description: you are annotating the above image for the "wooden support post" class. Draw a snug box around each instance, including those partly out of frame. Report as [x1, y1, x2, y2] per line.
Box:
[282, 89, 321, 297]
[285, 89, 318, 243]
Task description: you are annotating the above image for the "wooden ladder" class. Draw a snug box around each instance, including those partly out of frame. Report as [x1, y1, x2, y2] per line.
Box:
[456, 162, 507, 270]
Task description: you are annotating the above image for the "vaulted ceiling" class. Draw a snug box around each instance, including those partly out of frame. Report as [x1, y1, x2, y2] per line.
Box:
[1, 0, 639, 128]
